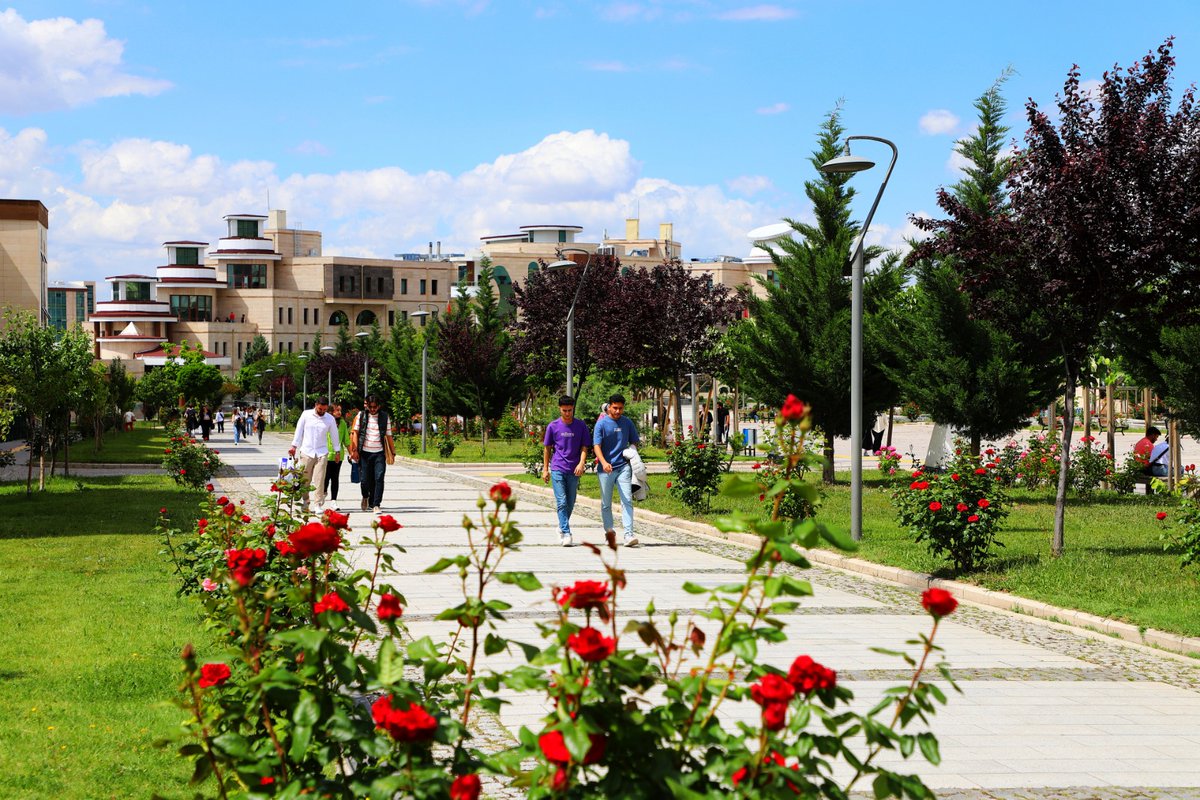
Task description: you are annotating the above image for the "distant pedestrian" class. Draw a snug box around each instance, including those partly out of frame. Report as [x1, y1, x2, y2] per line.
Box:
[199, 405, 213, 441]
[185, 406, 197, 436]
[255, 411, 266, 444]
[323, 403, 350, 510]
[543, 395, 589, 547]
[716, 401, 729, 444]
[593, 393, 640, 547]
[350, 394, 394, 514]
[289, 396, 341, 513]
[123, 409, 135, 432]
[215, 409, 225, 433]
[233, 409, 243, 445]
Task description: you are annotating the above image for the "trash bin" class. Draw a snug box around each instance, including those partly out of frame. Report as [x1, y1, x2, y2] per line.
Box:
[742, 427, 757, 454]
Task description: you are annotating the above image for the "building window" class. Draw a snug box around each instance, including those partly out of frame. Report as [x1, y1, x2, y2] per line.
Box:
[278, 341, 284, 353]
[419, 314, 427, 327]
[431, 279, 438, 296]
[176, 247, 199, 266]
[74, 291, 85, 323]
[527, 261, 539, 279]
[287, 341, 293, 353]
[338, 276, 345, 293]
[222, 342, 228, 356]
[420, 279, 427, 295]
[303, 308, 309, 325]
[85, 285, 95, 314]
[170, 295, 213, 322]
[47, 290, 66, 330]
[228, 264, 267, 289]
[126, 282, 151, 301]
[236, 219, 259, 238]
[238, 341, 243, 359]
[302, 341, 308, 351]
[767, 270, 779, 287]
[278, 307, 284, 324]
[313, 307, 319, 324]
[388, 310, 395, 326]
[401, 310, 408, 322]
[330, 310, 348, 327]
[400, 278, 408, 295]
[110, 281, 120, 299]
[458, 264, 470, 283]
[492, 266, 514, 315]
[558, 230, 567, 243]
[356, 310, 377, 327]
[287, 307, 293, 325]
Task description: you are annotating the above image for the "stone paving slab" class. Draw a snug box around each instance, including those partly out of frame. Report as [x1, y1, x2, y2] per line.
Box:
[212, 429, 1200, 795]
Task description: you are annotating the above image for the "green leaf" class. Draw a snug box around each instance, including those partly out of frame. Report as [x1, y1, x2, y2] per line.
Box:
[377, 637, 404, 685]
[779, 575, 813, 597]
[666, 777, 712, 800]
[496, 571, 542, 591]
[681, 581, 710, 595]
[730, 635, 757, 662]
[293, 691, 320, 727]
[817, 521, 859, 551]
[211, 732, 252, 760]
[484, 632, 507, 655]
[273, 628, 327, 652]
[917, 732, 941, 765]
[721, 474, 764, 497]
[406, 635, 438, 660]
[424, 555, 467, 573]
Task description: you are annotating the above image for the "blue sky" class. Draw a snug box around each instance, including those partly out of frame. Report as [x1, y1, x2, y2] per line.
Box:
[1, 0, 1197, 286]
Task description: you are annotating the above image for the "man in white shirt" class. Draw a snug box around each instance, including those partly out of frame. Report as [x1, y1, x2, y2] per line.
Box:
[289, 396, 341, 512]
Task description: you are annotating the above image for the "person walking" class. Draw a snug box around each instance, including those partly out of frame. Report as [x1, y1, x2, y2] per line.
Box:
[322, 403, 350, 511]
[288, 396, 341, 513]
[350, 394, 394, 514]
[542, 395, 589, 547]
[232, 408, 243, 445]
[215, 409, 225, 434]
[593, 393, 640, 547]
[255, 410, 266, 444]
[199, 405, 213, 441]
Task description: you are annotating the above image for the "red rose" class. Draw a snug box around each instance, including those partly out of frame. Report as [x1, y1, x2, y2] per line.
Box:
[750, 672, 795, 706]
[568, 627, 615, 662]
[916, 481, 929, 490]
[259, 776, 274, 786]
[198, 662, 231, 687]
[974, 468, 987, 475]
[217, 496, 229, 506]
[787, 655, 836, 694]
[666, 481, 673, 488]
[288, 522, 342, 557]
[556, 580, 611, 611]
[313, 593, 350, 615]
[377, 593, 404, 620]
[371, 695, 437, 742]
[274, 539, 296, 556]
[323, 509, 350, 530]
[967, 514, 979, 522]
[956, 502, 969, 512]
[377, 515, 403, 533]
[223, 504, 236, 517]
[449, 774, 482, 800]
[538, 730, 605, 765]
[551, 767, 569, 791]
[241, 514, 251, 523]
[921, 588, 958, 619]
[758, 494, 766, 501]
[977, 498, 990, 508]
[951, 473, 960, 482]
[1157, 511, 1168, 521]
[206, 483, 214, 492]
[732, 766, 748, 787]
[697, 443, 706, 449]
[489, 481, 512, 503]
[265, 523, 276, 536]
[752, 463, 761, 470]
[225, 548, 267, 586]
[779, 394, 807, 423]
[761, 700, 787, 730]
[159, 507, 168, 515]
[928, 501, 942, 511]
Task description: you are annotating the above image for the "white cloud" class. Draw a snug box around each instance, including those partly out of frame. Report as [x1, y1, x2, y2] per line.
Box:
[292, 140, 332, 156]
[39, 129, 802, 286]
[0, 9, 170, 114]
[599, 3, 659, 22]
[862, 213, 931, 258]
[726, 175, 773, 196]
[756, 102, 789, 115]
[919, 109, 959, 135]
[715, 4, 798, 21]
[586, 60, 632, 72]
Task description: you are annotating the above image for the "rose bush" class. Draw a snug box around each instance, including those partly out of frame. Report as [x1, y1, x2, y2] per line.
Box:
[162, 422, 223, 489]
[892, 448, 1009, 572]
[665, 431, 728, 513]
[160, 397, 960, 798]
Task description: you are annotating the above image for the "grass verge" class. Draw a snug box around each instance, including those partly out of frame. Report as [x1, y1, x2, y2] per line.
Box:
[0, 475, 207, 799]
[506, 471, 1200, 639]
[402, 437, 670, 463]
[64, 424, 171, 465]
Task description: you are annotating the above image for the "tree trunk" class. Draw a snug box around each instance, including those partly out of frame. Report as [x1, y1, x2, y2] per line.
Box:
[822, 441, 835, 484]
[672, 376, 684, 441]
[970, 431, 982, 458]
[1052, 360, 1076, 558]
[25, 418, 34, 495]
[1106, 382, 1116, 461]
[886, 406, 894, 448]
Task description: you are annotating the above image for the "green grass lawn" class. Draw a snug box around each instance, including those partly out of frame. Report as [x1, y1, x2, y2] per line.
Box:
[403, 437, 670, 463]
[506, 470, 1200, 639]
[65, 424, 171, 465]
[0, 475, 208, 799]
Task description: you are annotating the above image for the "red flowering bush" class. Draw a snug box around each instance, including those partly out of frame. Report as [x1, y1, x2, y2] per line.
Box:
[1158, 471, 1200, 569]
[1068, 435, 1115, 496]
[161, 399, 957, 799]
[665, 429, 727, 512]
[161, 422, 222, 489]
[892, 448, 1009, 572]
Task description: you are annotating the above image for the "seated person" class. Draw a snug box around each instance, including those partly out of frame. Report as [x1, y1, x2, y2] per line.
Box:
[1147, 436, 1170, 478]
[1133, 426, 1162, 473]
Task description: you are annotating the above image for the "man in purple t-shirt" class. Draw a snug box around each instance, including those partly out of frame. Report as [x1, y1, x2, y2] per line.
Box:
[543, 395, 590, 547]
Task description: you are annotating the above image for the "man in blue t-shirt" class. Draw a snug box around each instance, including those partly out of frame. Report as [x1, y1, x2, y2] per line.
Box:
[542, 395, 590, 547]
[593, 393, 640, 547]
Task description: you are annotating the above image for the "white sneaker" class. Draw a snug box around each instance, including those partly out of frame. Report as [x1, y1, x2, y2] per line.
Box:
[561, 533, 573, 547]
[372, 506, 381, 514]
[623, 534, 639, 547]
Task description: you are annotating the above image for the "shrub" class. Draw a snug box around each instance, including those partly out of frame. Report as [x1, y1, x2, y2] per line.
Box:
[1015, 433, 1060, 490]
[436, 431, 460, 459]
[160, 396, 958, 799]
[1067, 436, 1115, 496]
[665, 432, 727, 512]
[902, 400, 921, 422]
[522, 429, 545, 476]
[876, 445, 902, 476]
[1159, 466, 1200, 568]
[892, 449, 1008, 572]
[161, 424, 222, 489]
[496, 413, 524, 441]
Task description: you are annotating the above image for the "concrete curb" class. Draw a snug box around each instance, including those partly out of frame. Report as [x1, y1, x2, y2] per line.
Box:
[397, 456, 1200, 660]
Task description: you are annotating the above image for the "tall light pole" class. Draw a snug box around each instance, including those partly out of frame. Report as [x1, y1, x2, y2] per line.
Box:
[545, 247, 595, 400]
[685, 372, 699, 436]
[321, 344, 335, 400]
[263, 369, 275, 425]
[412, 302, 440, 453]
[818, 135, 898, 542]
[277, 362, 288, 424]
[297, 352, 309, 408]
[355, 330, 370, 397]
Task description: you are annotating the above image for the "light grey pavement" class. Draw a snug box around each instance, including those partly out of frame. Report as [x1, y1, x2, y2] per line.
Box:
[211, 427, 1200, 797]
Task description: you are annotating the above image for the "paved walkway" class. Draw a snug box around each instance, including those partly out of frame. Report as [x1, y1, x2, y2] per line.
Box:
[212, 428, 1200, 797]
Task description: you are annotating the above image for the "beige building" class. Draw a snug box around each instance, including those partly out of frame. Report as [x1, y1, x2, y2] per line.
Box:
[0, 199, 49, 325]
[47, 281, 95, 331]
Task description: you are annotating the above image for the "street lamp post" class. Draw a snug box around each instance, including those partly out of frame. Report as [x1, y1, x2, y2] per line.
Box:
[412, 302, 440, 453]
[263, 369, 275, 425]
[545, 248, 595, 399]
[277, 362, 288, 425]
[297, 353, 309, 408]
[354, 331, 370, 397]
[320, 344, 335, 400]
[685, 372, 699, 437]
[818, 135, 898, 542]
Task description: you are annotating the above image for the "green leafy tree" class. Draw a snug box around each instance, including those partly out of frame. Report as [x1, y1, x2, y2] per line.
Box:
[728, 107, 905, 482]
[108, 358, 138, 423]
[243, 334, 270, 365]
[137, 363, 181, 422]
[885, 75, 1058, 455]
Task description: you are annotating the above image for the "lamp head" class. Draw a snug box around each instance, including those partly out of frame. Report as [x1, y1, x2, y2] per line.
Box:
[411, 310, 430, 318]
[355, 331, 369, 338]
[818, 153, 876, 174]
[545, 260, 578, 271]
[320, 345, 335, 352]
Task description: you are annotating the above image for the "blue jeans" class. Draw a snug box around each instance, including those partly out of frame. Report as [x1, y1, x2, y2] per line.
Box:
[550, 471, 579, 535]
[597, 462, 633, 538]
[360, 450, 387, 507]
[233, 424, 240, 444]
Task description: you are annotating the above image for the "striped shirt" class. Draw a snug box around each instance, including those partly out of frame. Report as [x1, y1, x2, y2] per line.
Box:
[360, 412, 383, 453]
